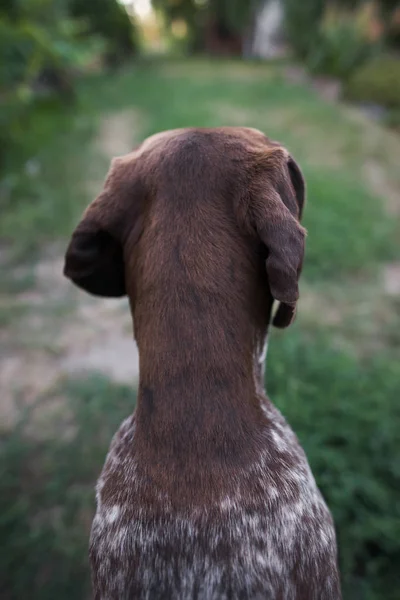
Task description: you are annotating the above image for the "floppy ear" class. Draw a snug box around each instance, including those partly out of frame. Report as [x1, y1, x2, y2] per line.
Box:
[287, 155, 306, 219]
[272, 154, 306, 327]
[64, 157, 143, 297]
[248, 149, 307, 328]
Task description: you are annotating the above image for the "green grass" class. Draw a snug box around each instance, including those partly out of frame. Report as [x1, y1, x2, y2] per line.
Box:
[0, 375, 136, 600]
[303, 168, 395, 279]
[1, 58, 399, 600]
[0, 98, 100, 260]
[1, 340, 399, 599]
[2, 58, 397, 275]
[269, 330, 400, 600]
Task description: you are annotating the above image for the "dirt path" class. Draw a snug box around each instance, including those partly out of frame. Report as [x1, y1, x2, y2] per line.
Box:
[0, 110, 141, 429]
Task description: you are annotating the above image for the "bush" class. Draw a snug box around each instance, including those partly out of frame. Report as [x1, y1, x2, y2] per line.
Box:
[268, 333, 400, 600]
[0, 1, 104, 170]
[0, 0, 139, 171]
[283, 0, 326, 58]
[345, 55, 400, 108]
[70, 0, 139, 64]
[307, 6, 378, 79]
[384, 107, 400, 130]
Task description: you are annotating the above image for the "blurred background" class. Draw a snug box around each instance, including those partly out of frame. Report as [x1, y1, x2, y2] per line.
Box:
[1, 0, 399, 598]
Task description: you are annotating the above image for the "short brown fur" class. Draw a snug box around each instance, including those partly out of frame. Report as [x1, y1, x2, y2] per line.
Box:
[64, 127, 341, 599]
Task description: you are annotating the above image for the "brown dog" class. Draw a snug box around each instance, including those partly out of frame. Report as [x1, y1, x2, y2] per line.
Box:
[64, 127, 341, 599]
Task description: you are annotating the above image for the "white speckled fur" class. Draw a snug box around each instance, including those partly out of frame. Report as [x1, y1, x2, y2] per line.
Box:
[90, 347, 341, 599]
[82, 128, 341, 599]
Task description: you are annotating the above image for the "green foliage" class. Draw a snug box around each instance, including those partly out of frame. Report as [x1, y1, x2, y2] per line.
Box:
[209, 0, 254, 34]
[153, 0, 252, 31]
[283, 1, 388, 79]
[70, 0, 138, 63]
[303, 168, 395, 279]
[345, 55, 400, 108]
[0, 0, 137, 173]
[268, 333, 400, 600]
[152, 0, 253, 51]
[283, 0, 326, 58]
[384, 107, 400, 130]
[153, 0, 199, 28]
[1, 343, 399, 599]
[0, 98, 97, 255]
[307, 10, 378, 79]
[0, 58, 399, 600]
[0, 0, 102, 171]
[0, 1, 102, 90]
[0, 375, 136, 600]
[152, 0, 202, 51]
[2, 59, 397, 271]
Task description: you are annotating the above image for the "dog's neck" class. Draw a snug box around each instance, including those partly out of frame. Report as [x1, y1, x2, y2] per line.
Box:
[131, 287, 271, 460]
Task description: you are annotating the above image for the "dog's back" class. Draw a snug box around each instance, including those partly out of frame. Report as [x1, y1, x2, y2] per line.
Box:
[64, 127, 341, 599]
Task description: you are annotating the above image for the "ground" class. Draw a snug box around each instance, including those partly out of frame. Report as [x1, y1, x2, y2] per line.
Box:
[1, 59, 399, 599]
[0, 109, 140, 430]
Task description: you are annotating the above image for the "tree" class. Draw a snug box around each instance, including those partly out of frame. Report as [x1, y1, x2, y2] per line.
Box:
[152, 0, 257, 54]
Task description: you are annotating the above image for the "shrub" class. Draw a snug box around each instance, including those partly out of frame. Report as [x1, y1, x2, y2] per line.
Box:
[345, 55, 400, 108]
[283, 0, 326, 58]
[0, 0, 138, 171]
[384, 107, 400, 130]
[70, 0, 139, 64]
[0, 1, 104, 170]
[268, 332, 400, 600]
[306, 5, 379, 79]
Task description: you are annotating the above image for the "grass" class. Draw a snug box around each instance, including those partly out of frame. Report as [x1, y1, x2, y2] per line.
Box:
[0, 375, 136, 600]
[268, 330, 400, 600]
[2, 338, 399, 599]
[1, 57, 399, 599]
[0, 99, 101, 260]
[2, 59, 398, 273]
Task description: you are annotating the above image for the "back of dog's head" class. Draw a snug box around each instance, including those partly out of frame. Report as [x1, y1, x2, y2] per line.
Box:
[64, 127, 306, 337]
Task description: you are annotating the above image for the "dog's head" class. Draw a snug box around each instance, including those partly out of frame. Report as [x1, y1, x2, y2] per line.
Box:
[64, 127, 306, 329]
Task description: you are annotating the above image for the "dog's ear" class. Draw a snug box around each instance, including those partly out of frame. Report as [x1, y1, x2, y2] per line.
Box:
[287, 155, 306, 219]
[272, 154, 306, 327]
[243, 148, 306, 328]
[64, 157, 144, 297]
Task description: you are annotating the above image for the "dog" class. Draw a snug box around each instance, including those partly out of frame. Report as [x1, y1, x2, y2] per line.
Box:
[64, 127, 341, 599]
